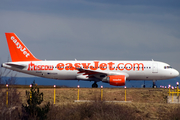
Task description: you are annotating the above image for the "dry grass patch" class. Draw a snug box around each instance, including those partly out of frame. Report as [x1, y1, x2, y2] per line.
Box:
[17, 88, 169, 104]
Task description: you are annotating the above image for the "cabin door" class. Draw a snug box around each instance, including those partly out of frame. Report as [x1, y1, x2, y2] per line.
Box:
[152, 63, 158, 73]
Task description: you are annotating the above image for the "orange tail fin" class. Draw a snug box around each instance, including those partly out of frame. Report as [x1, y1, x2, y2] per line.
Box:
[5, 33, 40, 62]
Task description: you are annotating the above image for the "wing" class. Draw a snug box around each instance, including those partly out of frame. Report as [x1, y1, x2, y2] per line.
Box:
[77, 68, 107, 79]
[76, 67, 129, 81]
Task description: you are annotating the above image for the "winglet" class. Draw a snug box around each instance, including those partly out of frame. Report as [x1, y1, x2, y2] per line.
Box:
[5, 33, 41, 62]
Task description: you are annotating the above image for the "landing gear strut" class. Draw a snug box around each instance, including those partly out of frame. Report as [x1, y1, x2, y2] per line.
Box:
[152, 80, 157, 88]
[143, 80, 145, 88]
[92, 82, 98, 88]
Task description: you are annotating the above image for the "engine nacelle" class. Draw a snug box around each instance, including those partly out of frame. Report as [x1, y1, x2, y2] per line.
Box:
[102, 75, 126, 86]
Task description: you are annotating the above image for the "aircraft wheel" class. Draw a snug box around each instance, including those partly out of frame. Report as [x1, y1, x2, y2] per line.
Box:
[143, 80, 145, 88]
[152, 80, 157, 88]
[92, 82, 98, 88]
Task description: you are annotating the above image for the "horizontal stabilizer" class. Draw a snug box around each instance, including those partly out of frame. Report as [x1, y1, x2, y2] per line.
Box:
[5, 63, 26, 69]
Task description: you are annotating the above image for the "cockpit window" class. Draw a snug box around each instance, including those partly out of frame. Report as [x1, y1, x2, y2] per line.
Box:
[164, 66, 172, 69]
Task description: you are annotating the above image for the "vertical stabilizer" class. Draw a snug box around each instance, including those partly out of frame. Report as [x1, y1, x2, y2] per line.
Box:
[5, 33, 40, 62]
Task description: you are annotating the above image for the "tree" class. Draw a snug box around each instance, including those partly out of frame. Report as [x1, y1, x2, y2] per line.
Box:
[0, 57, 17, 85]
[21, 81, 50, 120]
[0, 59, 21, 120]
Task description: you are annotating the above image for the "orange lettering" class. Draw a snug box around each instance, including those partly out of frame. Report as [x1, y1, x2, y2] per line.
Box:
[65, 63, 75, 70]
[55, 62, 144, 71]
[125, 63, 132, 71]
[41, 65, 45, 70]
[49, 65, 53, 70]
[28, 62, 54, 71]
[82, 63, 91, 69]
[56, 63, 64, 70]
[90, 61, 99, 70]
[108, 62, 115, 70]
[37, 65, 41, 70]
[100, 63, 107, 70]
[117, 63, 124, 71]
[133, 63, 144, 71]
[34, 65, 37, 70]
[74, 63, 81, 69]
[45, 65, 48, 70]
[28, 62, 35, 70]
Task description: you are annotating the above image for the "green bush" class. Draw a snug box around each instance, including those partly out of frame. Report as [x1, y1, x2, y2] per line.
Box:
[21, 81, 50, 120]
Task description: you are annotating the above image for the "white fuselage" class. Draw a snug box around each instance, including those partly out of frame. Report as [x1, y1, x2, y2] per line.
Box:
[2, 60, 179, 82]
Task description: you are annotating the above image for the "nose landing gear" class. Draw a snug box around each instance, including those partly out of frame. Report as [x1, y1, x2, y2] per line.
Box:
[153, 80, 157, 88]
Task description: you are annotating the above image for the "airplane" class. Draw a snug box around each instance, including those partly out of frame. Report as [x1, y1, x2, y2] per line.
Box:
[1, 33, 179, 88]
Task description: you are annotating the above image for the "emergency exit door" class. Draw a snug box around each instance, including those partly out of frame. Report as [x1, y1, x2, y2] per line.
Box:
[152, 63, 158, 73]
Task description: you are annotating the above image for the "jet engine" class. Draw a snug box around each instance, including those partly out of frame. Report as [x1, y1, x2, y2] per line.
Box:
[102, 75, 126, 86]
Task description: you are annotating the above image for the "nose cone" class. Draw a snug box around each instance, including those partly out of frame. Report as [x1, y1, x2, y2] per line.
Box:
[172, 69, 179, 78]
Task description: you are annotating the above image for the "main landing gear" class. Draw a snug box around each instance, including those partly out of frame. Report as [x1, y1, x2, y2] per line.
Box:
[153, 80, 157, 88]
[92, 82, 98, 88]
[143, 80, 146, 88]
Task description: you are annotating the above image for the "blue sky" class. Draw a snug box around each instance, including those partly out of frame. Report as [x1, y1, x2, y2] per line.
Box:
[0, 0, 180, 77]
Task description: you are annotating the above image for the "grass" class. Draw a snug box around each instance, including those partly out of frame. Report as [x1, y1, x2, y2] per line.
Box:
[16, 87, 170, 105]
[1, 86, 180, 120]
